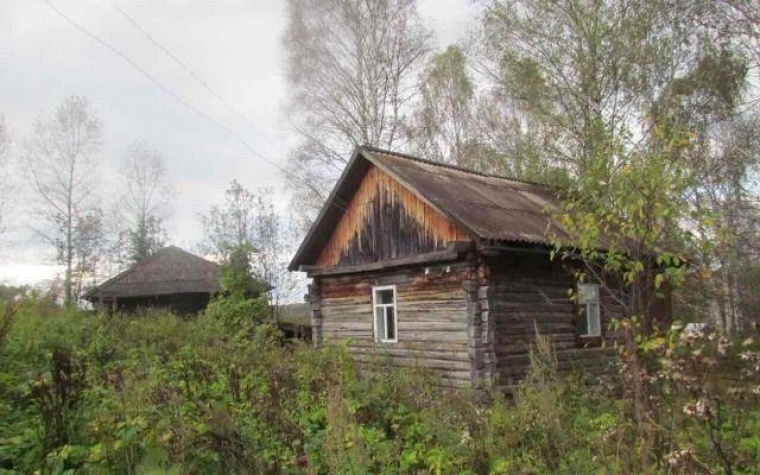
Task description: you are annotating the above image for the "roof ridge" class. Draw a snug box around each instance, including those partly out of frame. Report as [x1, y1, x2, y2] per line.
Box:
[157, 246, 221, 266]
[360, 145, 556, 189]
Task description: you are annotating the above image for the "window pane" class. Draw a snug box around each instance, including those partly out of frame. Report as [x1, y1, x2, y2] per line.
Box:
[578, 284, 598, 304]
[377, 289, 394, 304]
[577, 310, 588, 335]
[385, 306, 395, 340]
[587, 303, 601, 336]
[374, 306, 384, 340]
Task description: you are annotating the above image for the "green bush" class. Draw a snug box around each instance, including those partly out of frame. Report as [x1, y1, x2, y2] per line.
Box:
[1, 301, 759, 474]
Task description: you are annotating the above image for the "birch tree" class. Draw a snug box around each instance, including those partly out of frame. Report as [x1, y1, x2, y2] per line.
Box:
[407, 45, 477, 166]
[24, 96, 102, 306]
[478, 0, 758, 331]
[199, 180, 263, 300]
[201, 181, 300, 307]
[477, 0, 692, 175]
[200, 180, 256, 262]
[72, 207, 105, 298]
[250, 191, 301, 315]
[283, 0, 432, 219]
[116, 143, 172, 264]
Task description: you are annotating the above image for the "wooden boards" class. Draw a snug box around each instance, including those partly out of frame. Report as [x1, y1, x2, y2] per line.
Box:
[318, 262, 472, 384]
[316, 165, 471, 267]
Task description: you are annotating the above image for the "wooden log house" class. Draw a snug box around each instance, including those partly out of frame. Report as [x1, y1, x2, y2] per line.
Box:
[289, 146, 667, 388]
[83, 246, 222, 315]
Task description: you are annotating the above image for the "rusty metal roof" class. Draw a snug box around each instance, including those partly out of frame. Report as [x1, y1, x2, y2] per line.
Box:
[288, 146, 568, 271]
[83, 246, 221, 301]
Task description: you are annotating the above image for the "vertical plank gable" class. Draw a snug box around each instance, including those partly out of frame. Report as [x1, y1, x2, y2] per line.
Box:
[316, 166, 471, 267]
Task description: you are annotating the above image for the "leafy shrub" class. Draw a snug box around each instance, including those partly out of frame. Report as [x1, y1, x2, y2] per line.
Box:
[1, 303, 759, 474]
[205, 295, 269, 332]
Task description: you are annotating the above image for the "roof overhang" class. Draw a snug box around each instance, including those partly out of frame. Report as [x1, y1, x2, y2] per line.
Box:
[288, 147, 369, 271]
[288, 146, 482, 271]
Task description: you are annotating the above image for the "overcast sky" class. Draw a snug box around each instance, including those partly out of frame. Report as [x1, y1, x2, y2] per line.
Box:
[0, 0, 478, 285]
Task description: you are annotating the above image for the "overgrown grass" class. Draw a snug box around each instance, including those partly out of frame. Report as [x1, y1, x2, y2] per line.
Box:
[1, 299, 759, 474]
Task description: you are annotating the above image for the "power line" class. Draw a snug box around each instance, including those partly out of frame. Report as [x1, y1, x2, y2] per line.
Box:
[44, 0, 330, 204]
[105, 0, 281, 150]
[45, 1, 429, 271]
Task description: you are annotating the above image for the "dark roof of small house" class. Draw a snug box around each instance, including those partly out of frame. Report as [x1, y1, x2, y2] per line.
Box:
[289, 146, 568, 271]
[82, 246, 221, 301]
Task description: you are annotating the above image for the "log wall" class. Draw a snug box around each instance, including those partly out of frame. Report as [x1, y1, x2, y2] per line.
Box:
[316, 166, 471, 267]
[316, 261, 472, 385]
[310, 251, 628, 389]
[464, 254, 496, 387]
[487, 255, 621, 387]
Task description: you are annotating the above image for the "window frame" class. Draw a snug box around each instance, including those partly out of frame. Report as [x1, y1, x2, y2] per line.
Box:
[578, 283, 602, 337]
[372, 285, 398, 343]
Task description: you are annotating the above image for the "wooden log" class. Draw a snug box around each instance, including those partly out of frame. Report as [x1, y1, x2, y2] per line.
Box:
[345, 340, 467, 352]
[348, 347, 470, 362]
[350, 353, 472, 371]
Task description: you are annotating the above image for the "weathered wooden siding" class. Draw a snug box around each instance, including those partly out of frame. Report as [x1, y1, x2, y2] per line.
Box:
[487, 256, 621, 387]
[318, 262, 472, 385]
[316, 166, 471, 267]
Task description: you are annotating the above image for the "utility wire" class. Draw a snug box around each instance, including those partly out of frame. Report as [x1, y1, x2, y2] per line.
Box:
[105, 0, 281, 150]
[47, 0, 421, 262]
[44, 0, 331, 204]
[46, 1, 427, 273]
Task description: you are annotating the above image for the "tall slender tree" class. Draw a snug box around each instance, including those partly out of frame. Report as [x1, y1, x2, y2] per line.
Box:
[250, 191, 301, 314]
[72, 207, 105, 299]
[200, 180, 256, 262]
[408, 45, 476, 166]
[24, 96, 102, 305]
[283, 0, 432, 221]
[116, 143, 172, 264]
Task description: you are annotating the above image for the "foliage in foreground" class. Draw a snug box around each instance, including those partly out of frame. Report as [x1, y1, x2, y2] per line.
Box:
[1, 301, 760, 474]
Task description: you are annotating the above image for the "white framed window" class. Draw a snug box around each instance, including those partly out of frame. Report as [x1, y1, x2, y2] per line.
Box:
[578, 283, 601, 337]
[372, 285, 397, 343]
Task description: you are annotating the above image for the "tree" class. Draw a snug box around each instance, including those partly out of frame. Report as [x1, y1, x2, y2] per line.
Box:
[715, 0, 760, 77]
[72, 207, 105, 299]
[250, 191, 302, 315]
[115, 143, 171, 264]
[200, 180, 257, 262]
[644, 44, 757, 333]
[200, 180, 267, 299]
[471, 96, 570, 184]
[407, 45, 477, 166]
[24, 96, 102, 306]
[200, 181, 273, 328]
[477, 0, 759, 331]
[476, 0, 734, 175]
[201, 181, 301, 311]
[283, 0, 432, 220]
